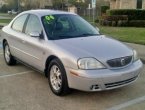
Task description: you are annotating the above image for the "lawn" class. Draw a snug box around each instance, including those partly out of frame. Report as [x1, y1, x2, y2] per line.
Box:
[82, 15, 145, 45]
[0, 19, 11, 23]
[0, 13, 15, 18]
[98, 25, 145, 45]
[0, 13, 15, 24]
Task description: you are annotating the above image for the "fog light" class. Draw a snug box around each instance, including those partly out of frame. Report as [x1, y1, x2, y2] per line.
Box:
[90, 85, 99, 90]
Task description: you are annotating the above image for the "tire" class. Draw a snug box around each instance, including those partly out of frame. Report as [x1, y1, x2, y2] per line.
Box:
[47, 58, 70, 96]
[3, 41, 17, 65]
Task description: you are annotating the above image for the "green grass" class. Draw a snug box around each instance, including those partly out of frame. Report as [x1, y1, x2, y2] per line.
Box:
[0, 13, 15, 18]
[0, 19, 11, 23]
[0, 13, 14, 24]
[98, 25, 145, 45]
[81, 16, 145, 45]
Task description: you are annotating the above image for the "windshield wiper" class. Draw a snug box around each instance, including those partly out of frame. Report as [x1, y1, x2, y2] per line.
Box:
[51, 33, 100, 40]
[53, 35, 77, 39]
[76, 33, 100, 37]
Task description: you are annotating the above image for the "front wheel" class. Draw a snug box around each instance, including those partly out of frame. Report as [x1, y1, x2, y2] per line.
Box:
[3, 41, 17, 65]
[47, 58, 70, 96]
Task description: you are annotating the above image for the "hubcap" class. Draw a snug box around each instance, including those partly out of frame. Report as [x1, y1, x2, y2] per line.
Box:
[50, 65, 62, 91]
[5, 45, 10, 63]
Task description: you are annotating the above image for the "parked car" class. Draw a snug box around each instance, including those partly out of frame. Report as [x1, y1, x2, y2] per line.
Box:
[1, 10, 143, 96]
[11, 11, 17, 14]
[8, 10, 17, 15]
[7, 10, 12, 14]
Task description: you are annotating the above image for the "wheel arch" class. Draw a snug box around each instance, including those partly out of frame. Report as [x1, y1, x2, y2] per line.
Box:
[2, 39, 7, 47]
[44, 55, 62, 77]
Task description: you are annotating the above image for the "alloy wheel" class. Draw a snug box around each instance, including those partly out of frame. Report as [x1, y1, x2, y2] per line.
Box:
[50, 65, 62, 91]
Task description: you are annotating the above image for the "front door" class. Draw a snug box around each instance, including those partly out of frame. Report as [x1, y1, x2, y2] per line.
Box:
[20, 14, 45, 71]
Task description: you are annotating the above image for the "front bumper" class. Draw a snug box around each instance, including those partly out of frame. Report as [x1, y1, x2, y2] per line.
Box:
[66, 60, 143, 91]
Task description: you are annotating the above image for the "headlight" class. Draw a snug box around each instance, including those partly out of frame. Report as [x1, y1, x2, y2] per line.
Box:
[133, 50, 139, 62]
[78, 58, 106, 70]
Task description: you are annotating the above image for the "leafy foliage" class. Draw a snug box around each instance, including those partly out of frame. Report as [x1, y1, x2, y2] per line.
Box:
[0, 5, 8, 12]
[107, 9, 145, 20]
[101, 6, 109, 14]
[5, 0, 18, 11]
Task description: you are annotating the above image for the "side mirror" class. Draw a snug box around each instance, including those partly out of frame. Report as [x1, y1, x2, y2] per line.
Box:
[29, 31, 44, 39]
[29, 31, 40, 37]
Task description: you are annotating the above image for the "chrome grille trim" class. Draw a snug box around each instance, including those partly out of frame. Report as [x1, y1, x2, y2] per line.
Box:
[107, 56, 133, 68]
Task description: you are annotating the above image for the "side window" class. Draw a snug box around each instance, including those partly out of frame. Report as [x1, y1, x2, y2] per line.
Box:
[12, 14, 28, 32]
[25, 14, 42, 36]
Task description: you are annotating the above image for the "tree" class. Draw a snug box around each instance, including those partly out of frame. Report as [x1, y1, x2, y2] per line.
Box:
[6, 0, 18, 11]
[52, 0, 66, 10]
[0, 5, 8, 12]
[68, 0, 88, 7]
[5, 0, 41, 11]
[19, 0, 40, 11]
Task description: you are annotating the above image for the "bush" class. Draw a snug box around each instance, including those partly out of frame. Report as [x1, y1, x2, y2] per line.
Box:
[99, 20, 111, 26]
[101, 6, 110, 14]
[102, 20, 107, 26]
[95, 19, 99, 23]
[117, 20, 128, 27]
[100, 15, 128, 26]
[106, 20, 112, 26]
[117, 20, 122, 27]
[0, 5, 8, 13]
[129, 20, 145, 27]
[102, 9, 145, 27]
[101, 15, 128, 21]
[107, 9, 145, 20]
[122, 20, 128, 26]
[112, 21, 116, 26]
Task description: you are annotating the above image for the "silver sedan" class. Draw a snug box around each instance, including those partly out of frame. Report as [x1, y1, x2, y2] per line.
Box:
[1, 10, 143, 96]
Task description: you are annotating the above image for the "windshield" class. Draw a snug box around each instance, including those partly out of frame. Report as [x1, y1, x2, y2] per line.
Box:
[42, 14, 100, 40]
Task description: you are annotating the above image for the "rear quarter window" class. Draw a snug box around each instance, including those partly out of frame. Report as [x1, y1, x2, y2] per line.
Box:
[11, 14, 28, 32]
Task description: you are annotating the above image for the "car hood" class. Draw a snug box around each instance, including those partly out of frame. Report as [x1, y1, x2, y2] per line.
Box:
[53, 35, 133, 62]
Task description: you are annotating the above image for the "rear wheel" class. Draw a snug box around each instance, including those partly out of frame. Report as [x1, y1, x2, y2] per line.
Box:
[3, 41, 17, 65]
[47, 58, 70, 96]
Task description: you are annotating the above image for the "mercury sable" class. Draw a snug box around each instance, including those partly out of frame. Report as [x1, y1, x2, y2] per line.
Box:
[1, 10, 143, 96]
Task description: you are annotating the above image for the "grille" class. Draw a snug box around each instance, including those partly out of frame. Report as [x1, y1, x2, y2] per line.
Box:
[107, 56, 132, 68]
[105, 76, 138, 88]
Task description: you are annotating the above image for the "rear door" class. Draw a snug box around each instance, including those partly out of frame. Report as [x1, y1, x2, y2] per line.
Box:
[8, 14, 29, 60]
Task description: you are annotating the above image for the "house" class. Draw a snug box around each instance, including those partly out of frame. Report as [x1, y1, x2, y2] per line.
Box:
[68, 6, 77, 13]
[40, 0, 52, 8]
[110, 0, 145, 9]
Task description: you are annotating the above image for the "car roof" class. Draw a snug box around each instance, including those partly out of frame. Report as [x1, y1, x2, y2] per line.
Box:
[21, 9, 77, 17]
[8, 9, 77, 27]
